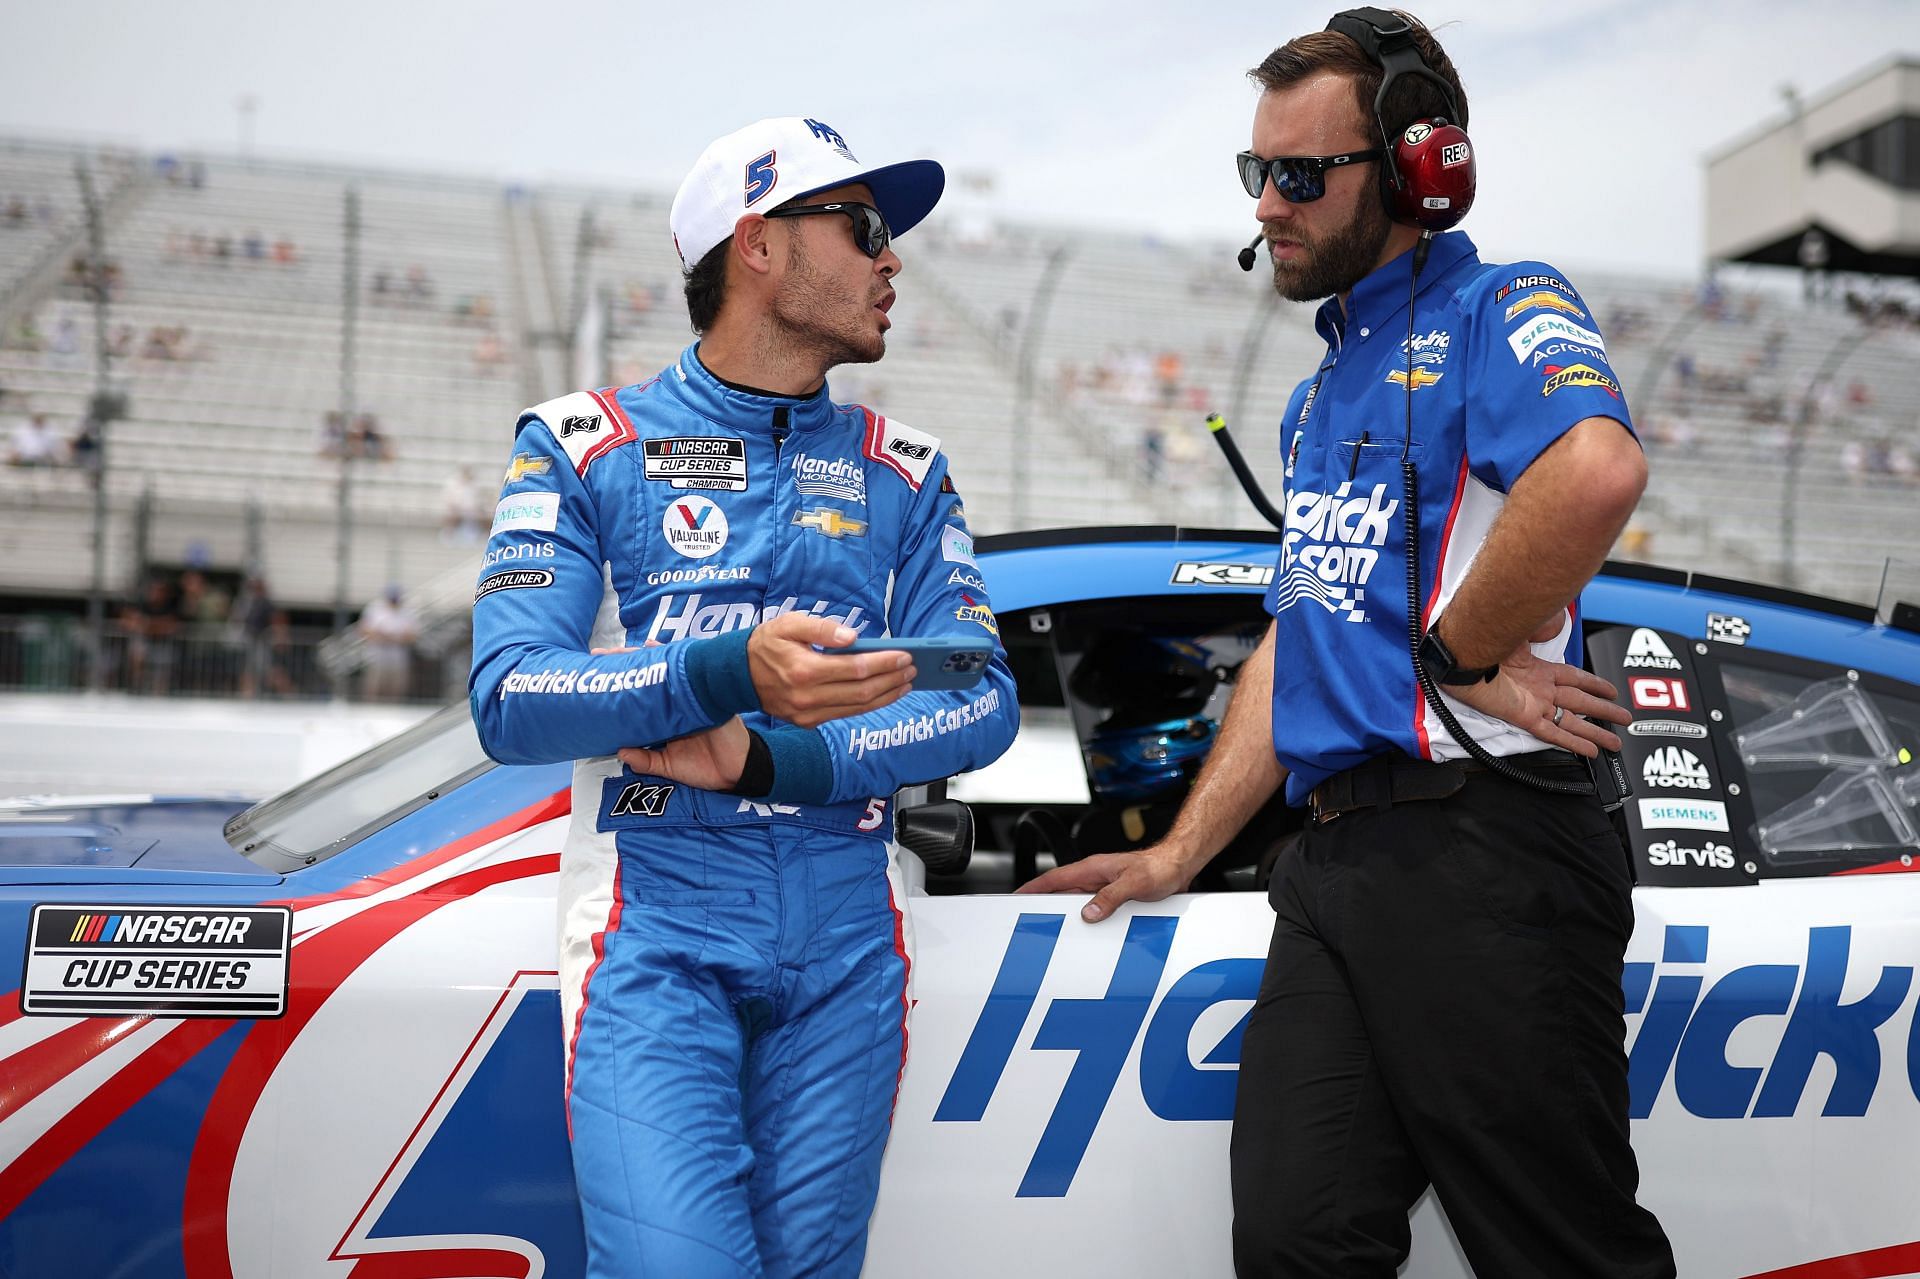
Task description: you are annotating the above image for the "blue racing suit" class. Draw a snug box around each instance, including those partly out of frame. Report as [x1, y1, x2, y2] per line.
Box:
[469, 344, 1018, 1278]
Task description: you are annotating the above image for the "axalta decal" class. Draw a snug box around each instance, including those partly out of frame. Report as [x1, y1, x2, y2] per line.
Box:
[937, 915, 1920, 1198]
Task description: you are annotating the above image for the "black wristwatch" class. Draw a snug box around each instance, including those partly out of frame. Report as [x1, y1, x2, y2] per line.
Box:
[1419, 624, 1499, 686]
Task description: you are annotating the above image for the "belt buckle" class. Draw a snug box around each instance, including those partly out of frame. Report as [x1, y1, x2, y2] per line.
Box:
[1310, 791, 1341, 826]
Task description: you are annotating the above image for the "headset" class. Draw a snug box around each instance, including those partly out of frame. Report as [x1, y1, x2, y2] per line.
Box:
[1324, 6, 1476, 232]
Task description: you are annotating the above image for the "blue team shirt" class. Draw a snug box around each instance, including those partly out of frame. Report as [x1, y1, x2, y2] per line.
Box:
[1267, 231, 1636, 804]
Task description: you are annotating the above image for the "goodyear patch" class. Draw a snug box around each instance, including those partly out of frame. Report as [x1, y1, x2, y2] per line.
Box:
[22, 905, 292, 1018]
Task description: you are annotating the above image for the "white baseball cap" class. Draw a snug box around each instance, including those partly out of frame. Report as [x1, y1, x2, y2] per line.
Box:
[669, 117, 945, 267]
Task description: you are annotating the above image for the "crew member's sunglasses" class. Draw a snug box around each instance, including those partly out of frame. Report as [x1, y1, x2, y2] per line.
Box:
[1235, 148, 1382, 203]
[763, 201, 893, 259]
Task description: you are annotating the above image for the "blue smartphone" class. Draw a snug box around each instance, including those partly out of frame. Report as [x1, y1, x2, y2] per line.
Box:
[842, 637, 993, 690]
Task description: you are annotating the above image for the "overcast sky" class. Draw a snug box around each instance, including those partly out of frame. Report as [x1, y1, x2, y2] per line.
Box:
[3, 0, 1915, 278]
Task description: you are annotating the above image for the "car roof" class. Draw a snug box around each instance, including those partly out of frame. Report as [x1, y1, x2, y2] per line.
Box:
[976, 526, 1920, 682]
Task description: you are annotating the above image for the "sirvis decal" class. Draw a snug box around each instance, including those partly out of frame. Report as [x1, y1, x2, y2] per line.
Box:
[1273, 480, 1399, 623]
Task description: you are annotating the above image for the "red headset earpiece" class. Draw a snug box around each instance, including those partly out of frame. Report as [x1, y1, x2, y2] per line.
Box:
[1325, 8, 1477, 231]
[1389, 117, 1475, 231]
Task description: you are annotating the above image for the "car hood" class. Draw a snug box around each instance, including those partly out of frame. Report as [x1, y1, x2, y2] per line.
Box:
[0, 794, 281, 884]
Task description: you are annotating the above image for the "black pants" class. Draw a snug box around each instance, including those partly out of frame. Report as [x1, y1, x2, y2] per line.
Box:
[1230, 766, 1675, 1278]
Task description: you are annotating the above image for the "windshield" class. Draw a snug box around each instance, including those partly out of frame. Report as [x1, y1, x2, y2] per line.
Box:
[1722, 663, 1920, 866]
[224, 704, 494, 872]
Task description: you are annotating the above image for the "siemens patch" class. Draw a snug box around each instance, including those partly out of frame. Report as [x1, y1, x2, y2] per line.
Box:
[22, 904, 292, 1018]
[644, 437, 747, 491]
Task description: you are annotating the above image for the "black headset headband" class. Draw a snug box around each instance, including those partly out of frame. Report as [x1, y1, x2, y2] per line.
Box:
[1324, 7, 1463, 147]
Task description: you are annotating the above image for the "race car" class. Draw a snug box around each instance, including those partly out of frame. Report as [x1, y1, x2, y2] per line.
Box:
[1, 525, 1917, 1279]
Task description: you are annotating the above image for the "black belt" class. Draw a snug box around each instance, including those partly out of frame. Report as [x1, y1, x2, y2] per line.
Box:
[1307, 749, 1586, 826]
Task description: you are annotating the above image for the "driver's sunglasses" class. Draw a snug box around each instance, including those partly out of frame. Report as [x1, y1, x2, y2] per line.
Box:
[763, 201, 892, 259]
[1235, 148, 1382, 203]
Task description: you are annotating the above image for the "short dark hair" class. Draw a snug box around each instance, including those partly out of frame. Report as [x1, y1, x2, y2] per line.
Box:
[682, 238, 730, 333]
[1250, 10, 1467, 144]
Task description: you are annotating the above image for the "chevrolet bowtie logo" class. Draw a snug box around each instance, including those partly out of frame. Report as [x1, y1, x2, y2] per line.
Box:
[504, 453, 553, 483]
[1503, 290, 1585, 322]
[793, 507, 867, 538]
[1386, 367, 1443, 390]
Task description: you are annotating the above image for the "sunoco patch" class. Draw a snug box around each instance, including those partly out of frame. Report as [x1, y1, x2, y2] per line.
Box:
[21, 904, 292, 1018]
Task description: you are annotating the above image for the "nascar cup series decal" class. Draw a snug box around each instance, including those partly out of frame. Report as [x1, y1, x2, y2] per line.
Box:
[643, 437, 748, 491]
[21, 904, 292, 1017]
[663, 496, 729, 559]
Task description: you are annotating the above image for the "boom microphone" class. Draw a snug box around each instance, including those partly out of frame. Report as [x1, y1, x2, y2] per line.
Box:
[1237, 234, 1264, 271]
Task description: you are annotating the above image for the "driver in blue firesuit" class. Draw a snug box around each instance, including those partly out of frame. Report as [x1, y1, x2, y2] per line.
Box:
[469, 116, 1017, 1278]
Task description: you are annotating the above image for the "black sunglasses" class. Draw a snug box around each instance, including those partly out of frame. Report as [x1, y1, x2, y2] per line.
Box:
[1235, 148, 1383, 203]
[763, 201, 892, 259]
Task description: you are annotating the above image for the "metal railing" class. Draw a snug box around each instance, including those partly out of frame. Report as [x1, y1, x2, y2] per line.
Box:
[0, 614, 460, 704]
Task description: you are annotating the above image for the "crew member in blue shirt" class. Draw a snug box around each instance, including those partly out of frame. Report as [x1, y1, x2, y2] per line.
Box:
[1025, 10, 1675, 1277]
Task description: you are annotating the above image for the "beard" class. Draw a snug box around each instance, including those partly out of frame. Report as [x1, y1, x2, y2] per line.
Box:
[769, 234, 887, 370]
[1269, 195, 1394, 303]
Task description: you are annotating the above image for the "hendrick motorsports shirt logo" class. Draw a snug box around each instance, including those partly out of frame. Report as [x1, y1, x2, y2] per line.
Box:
[791, 452, 866, 503]
[643, 437, 747, 491]
[1274, 480, 1398, 623]
[1170, 561, 1275, 587]
[1399, 329, 1450, 367]
[22, 905, 291, 1018]
[663, 496, 729, 559]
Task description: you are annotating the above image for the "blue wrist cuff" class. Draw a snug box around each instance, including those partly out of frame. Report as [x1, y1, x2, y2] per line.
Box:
[683, 628, 760, 723]
[760, 727, 834, 805]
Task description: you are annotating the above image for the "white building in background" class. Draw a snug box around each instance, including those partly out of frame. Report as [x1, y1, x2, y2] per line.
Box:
[1707, 57, 1920, 276]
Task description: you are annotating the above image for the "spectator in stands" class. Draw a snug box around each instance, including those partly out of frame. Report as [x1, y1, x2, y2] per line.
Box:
[107, 324, 133, 359]
[1799, 229, 1830, 302]
[8, 414, 62, 467]
[123, 576, 180, 695]
[349, 412, 393, 461]
[234, 577, 294, 699]
[317, 410, 347, 459]
[3, 197, 25, 228]
[472, 331, 507, 374]
[372, 268, 391, 298]
[243, 230, 266, 261]
[357, 585, 418, 701]
[1140, 420, 1166, 481]
[272, 237, 297, 265]
[440, 465, 487, 543]
[213, 235, 233, 262]
[1154, 349, 1184, 407]
[69, 415, 101, 478]
[405, 264, 433, 301]
[48, 317, 79, 367]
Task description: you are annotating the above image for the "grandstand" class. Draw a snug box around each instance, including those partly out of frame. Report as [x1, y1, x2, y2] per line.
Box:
[2, 130, 1918, 700]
